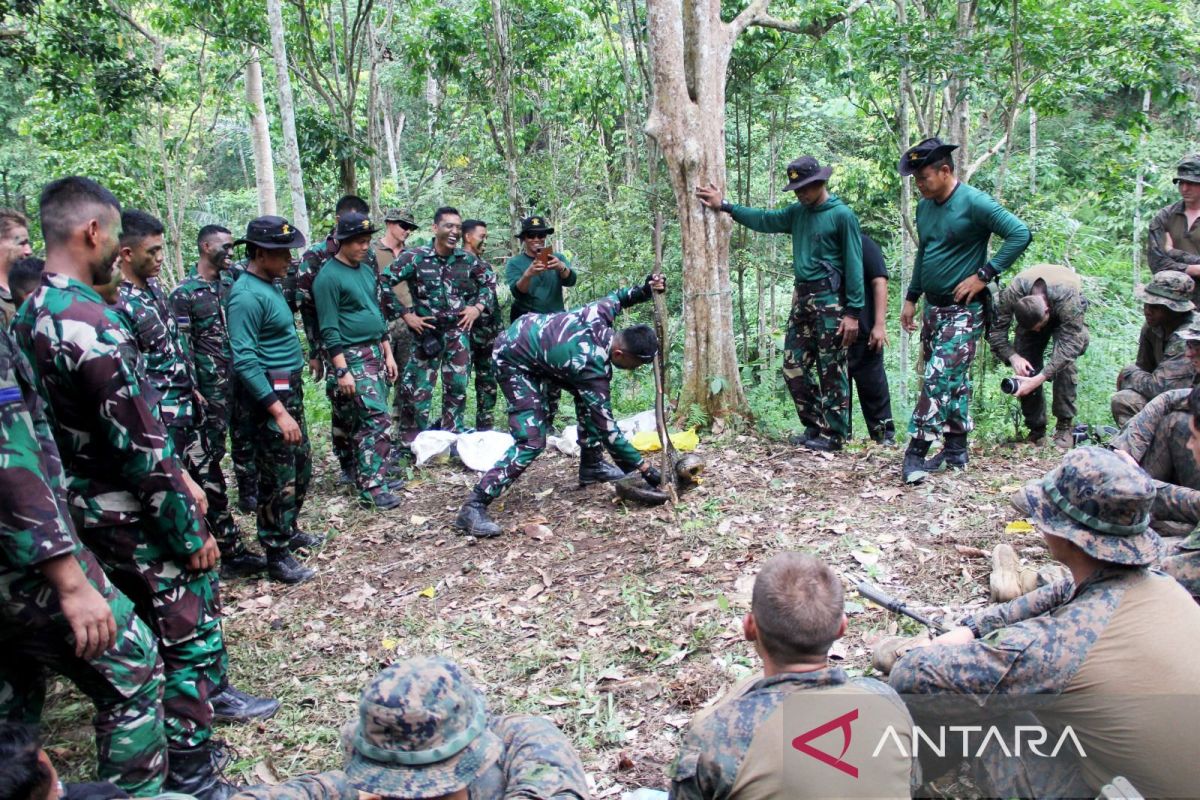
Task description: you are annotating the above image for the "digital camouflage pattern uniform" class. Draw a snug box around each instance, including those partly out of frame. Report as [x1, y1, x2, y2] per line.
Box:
[1112, 272, 1198, 426]
[170, 269, 244, 554]
[388, 245, 496, 442]
[1147, 154, 1200, 306]
[476, 285, 651, 502]
[469, 255, 502, 431]
[1162, 526, 1200, 599]
[986, 264, 1089, 436]
[14, 272, 226, 753]
[728, 195, 865, 445]
[0, 326, 167, 795]
[1112, 387, 1200, 491]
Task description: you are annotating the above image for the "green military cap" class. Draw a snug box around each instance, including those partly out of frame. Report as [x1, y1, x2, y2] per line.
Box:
[341, 656, 502, 799]
[334, 211, 381, 242]
[516, 215, 554, 239]
[1010, 446, 1162, 566]
[384, 208, 419, 230]
[899, 137, 959, 176]
[1135, 270, 1196, 313]
[1173, 154, 1200, 185]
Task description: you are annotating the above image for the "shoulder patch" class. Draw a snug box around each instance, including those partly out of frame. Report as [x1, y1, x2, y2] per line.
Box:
[0, 385, 23, 405]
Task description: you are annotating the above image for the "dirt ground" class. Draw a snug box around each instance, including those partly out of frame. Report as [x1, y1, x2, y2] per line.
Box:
[43, 436, 1062, 796]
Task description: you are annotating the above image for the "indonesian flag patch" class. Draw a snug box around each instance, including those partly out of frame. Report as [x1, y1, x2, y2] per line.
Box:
[271, 375, 290, 392]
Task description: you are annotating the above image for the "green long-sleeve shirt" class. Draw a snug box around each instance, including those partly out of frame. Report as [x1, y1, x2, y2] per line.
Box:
[908, 182, 1032, 300]
[729, 195, 865, 310]
[312, 256, 386, 356]
[228, 270, 304, 406]
[506, 251, 578, 321]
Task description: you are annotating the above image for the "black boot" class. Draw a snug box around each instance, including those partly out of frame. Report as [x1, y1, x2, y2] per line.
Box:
[165, 744, 237, 800]
[361, 488, 402, 510]
[219, 545, 267, 579]
[268, 549, 315, 584]
[788, 426, 819, 446]
[902, 439, 932, 485]
[925, 433, 968, 472]
[455, 490, 502, 538]
[287, 529, 325, 552]
[210, 682, 280, 721]
[579, 446, 626, 486]
[236, 492, 257, 514]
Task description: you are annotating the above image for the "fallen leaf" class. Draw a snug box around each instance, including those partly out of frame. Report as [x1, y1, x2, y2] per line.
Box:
[523, 583, 544, 601]
[954, 545, 990, 558]
[338, 583, 377, 610]
[335, 691, 356, 703]
[541, 695, 572, 707]
[381, 637, 399, 650]
[686, 549, 710, 568]
[998, 483, 1022, 493]
[850, 550, 880, 567]
[1005, 520, 1035, 535]
[522, 523, 554, 539]
[419, 586, 436, 599]
[410, 515, 429, 525]
[252, 761, 279, 786]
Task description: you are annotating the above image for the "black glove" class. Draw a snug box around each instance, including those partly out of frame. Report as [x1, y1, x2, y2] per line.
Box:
[642, 465, 663, 487]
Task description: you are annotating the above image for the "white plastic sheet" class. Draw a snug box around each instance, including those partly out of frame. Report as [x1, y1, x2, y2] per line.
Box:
[455, 430, 516, 472]
[410, 430, 459, 466]
[549, 410, 657, 456]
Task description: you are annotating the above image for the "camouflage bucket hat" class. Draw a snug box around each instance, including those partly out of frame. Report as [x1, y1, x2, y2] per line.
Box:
[1173, 154, 1200, 185]
[1176, 320, 1200, 343]
[1010, 447, 1162, 566]
[342, 656, 501, 798]
[385, 208, 418, 230]
[1135, 270, 1196, 312]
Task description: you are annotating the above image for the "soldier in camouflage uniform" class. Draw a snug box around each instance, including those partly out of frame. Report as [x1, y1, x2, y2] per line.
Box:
[374, 208, 418, 435]
[0, 326, 167, 795]
[14, 176, 233, 799]
[1112, 270, 1198, 425]
[897, 138, 1032, 483]
[390, 207, 497, 443]
[1147, 154, 1200, 307]
[227, 216, 318, 586]
[171, 225, 267, 578]
[312, 212, 402, 510]
[987, 263, 1090, 448]
[698, 157, 865, 452]
[0, 208, 33, 329]
[890, 447, 1200, 798]
[669, 553, 915, 799]
[462, 219, 501, 430]
[231, 655, 589, 800]
[455, 277, 666, 538]
[297, 195, 377, 485]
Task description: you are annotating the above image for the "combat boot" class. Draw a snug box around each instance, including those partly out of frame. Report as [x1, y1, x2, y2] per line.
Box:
[788, 426, 820, 446]
[924, 433, 968, 472]
[287, 529, 325, 552]
[210, 682, 280, 722]
[362, 488, 402, 510]
[164, 743, 238, 800]
[802, 434, 842, 452]
[578, 445, 625, 486]
[455, 490, 502, 538]
[267, 549, 315, 584]
[219, 545, 267, 579]
[236, 492, 257, 514]
[1053, 421, 1074, 451]
[902, 439, 932, 484]
[337, 468, 355, 487]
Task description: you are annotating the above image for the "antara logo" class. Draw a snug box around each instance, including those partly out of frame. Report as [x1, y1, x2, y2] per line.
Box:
[791, 709, 859, 778]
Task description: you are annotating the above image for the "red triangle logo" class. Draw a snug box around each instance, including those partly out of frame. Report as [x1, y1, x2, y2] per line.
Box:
[791, 708, 859, 778]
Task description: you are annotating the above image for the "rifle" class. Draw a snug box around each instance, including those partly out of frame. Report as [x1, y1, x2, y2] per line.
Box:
[856, 581, 948, 635]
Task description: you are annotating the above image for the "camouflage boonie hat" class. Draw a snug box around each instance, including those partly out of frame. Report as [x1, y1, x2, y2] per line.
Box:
[1175, 320, 1200, 343]
[1135, 270, 1196, 312]
[1010, 447, 1162, 566]
[1173, 154, 1200, 185]
[384, 208, 418, 229]
[341, 656, 501, 798]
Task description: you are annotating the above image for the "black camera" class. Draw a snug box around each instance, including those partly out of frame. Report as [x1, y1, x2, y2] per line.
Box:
[1000, 377, 1019, 395]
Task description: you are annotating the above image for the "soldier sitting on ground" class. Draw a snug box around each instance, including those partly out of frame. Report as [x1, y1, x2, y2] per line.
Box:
[668, 552, 916, 799]
[1112, 270, 1198, 426]
[229, 656, 589, 800]
[1158, 387, 1200, 599]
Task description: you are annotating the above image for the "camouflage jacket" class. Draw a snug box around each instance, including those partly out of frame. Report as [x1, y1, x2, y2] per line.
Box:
[470, 256, 504, 347]
[1118, 311, 1199, 398]
[0, 326, 116, 630]
[384, 245, 496, 324]
[170, 269, 228, 408]
[1147, 201, 1200, 304]
[0, 284, 15, 331]
[229, 715, 587, 800]
[297, 233, 378, 359]
[119, 277, 197, 428]
[1112, 387, 1191, 465]
[12, 273, 205, 557]
[495, 285, 652, 470]
[987, 265, 1089, 380]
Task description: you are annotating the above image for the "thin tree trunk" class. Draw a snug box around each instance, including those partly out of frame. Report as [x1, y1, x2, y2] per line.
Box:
[487, 0, 521, 231]
[1132, 88, 1152, 287]
[266, 0, 310, 235]
[246, 49, 277, 215]
[897, 0, 914, 404]
[382, 94, 400, 187]
[1028, 104, 1038, 194]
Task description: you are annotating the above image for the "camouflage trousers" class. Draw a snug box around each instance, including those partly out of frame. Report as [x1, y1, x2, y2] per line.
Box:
[325, 372, 356, 477]
[388, 319, 414, 434]
[398, 327, 471, 443]
[471, 333, 499, 431]
[782, 289, 850, 443]
[180, 402, 243, 554]
[1013, 326, 1079, 432]
[1112, 390, 1153, 427]
[229, 380, 259, 504]
[329, 344, 394, 494]
[76, 520, 227, 752]
[1162, 542, 1200, 599]
[967, 713, 1092, 798]
[909, 302, 984, 441]
[1136, 410, 1200, 491]
[249, 371, 312, 551]
[0, 552, 167, 794]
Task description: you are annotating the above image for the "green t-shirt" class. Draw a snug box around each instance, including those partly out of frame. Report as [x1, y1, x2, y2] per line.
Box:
[506, 251, 578, 321]
[729, 195, 865, 310]
[227, 270, 304, 404]
[908, 182, 1032, 300]
[312, 256, 386, 354]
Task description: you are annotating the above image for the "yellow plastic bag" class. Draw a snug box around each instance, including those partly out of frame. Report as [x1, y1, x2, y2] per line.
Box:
[631, 427, 700, 453]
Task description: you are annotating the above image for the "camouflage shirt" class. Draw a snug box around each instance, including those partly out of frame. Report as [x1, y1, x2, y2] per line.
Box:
[12, 273, 205, 557]
[1112, 387, 1191, 466]
[987, 264, 1089, 380]
[119, 277, 197, 428]
[170, 268, 229, 405]
[385, 245, 496, 323]
[1118, 310, 1199, 398]
[471, 256, 504, 347]
[1147, 201, 1200, 304]
[0, 284, 15, 331]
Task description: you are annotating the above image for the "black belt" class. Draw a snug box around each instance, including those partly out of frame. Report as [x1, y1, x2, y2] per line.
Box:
[925, 293, 959, 307]
[795, 278, 833, 295]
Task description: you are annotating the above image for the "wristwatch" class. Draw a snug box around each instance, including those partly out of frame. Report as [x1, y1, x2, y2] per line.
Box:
[335, 367, 350, 379]
[976, 264, 997, 283]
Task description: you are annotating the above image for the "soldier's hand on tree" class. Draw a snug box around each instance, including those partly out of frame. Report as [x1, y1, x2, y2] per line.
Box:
[273, 408, 303, 445]
[645, 273, 666, 293]
[900, 300, 918, 333]
[869, 323, 889, 351]
[1012, 374, 1046, 398]
[404, 311, 436, 333]
[1009, 354, 1035, 377]
[695, 183, 724, 210]
[458, 304, 482, 332]
[836, 314, 859, 347]
[181, 470, 208, 517]
[338, 371, 356, 398]
[57, 573, 117, 659]
[309, 358, 325, 380]
[953, 274, 988, 304]
[187, 536, 219, 573]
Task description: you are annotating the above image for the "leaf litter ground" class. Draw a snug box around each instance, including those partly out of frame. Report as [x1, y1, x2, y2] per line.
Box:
[42, 437, 1060, 795]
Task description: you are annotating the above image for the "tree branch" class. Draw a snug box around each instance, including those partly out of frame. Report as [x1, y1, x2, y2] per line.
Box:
[735, 0, 871, 39]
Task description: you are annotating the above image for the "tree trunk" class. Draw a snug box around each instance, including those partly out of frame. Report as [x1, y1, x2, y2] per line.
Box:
[1028, 104, 1037, 194]
[897, 0, 914, 403]
[1132, 88, 1152, 287]
[266, 0, 310, 236]
[487, 0, 521, 232]
[246, 49, 277, 215]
